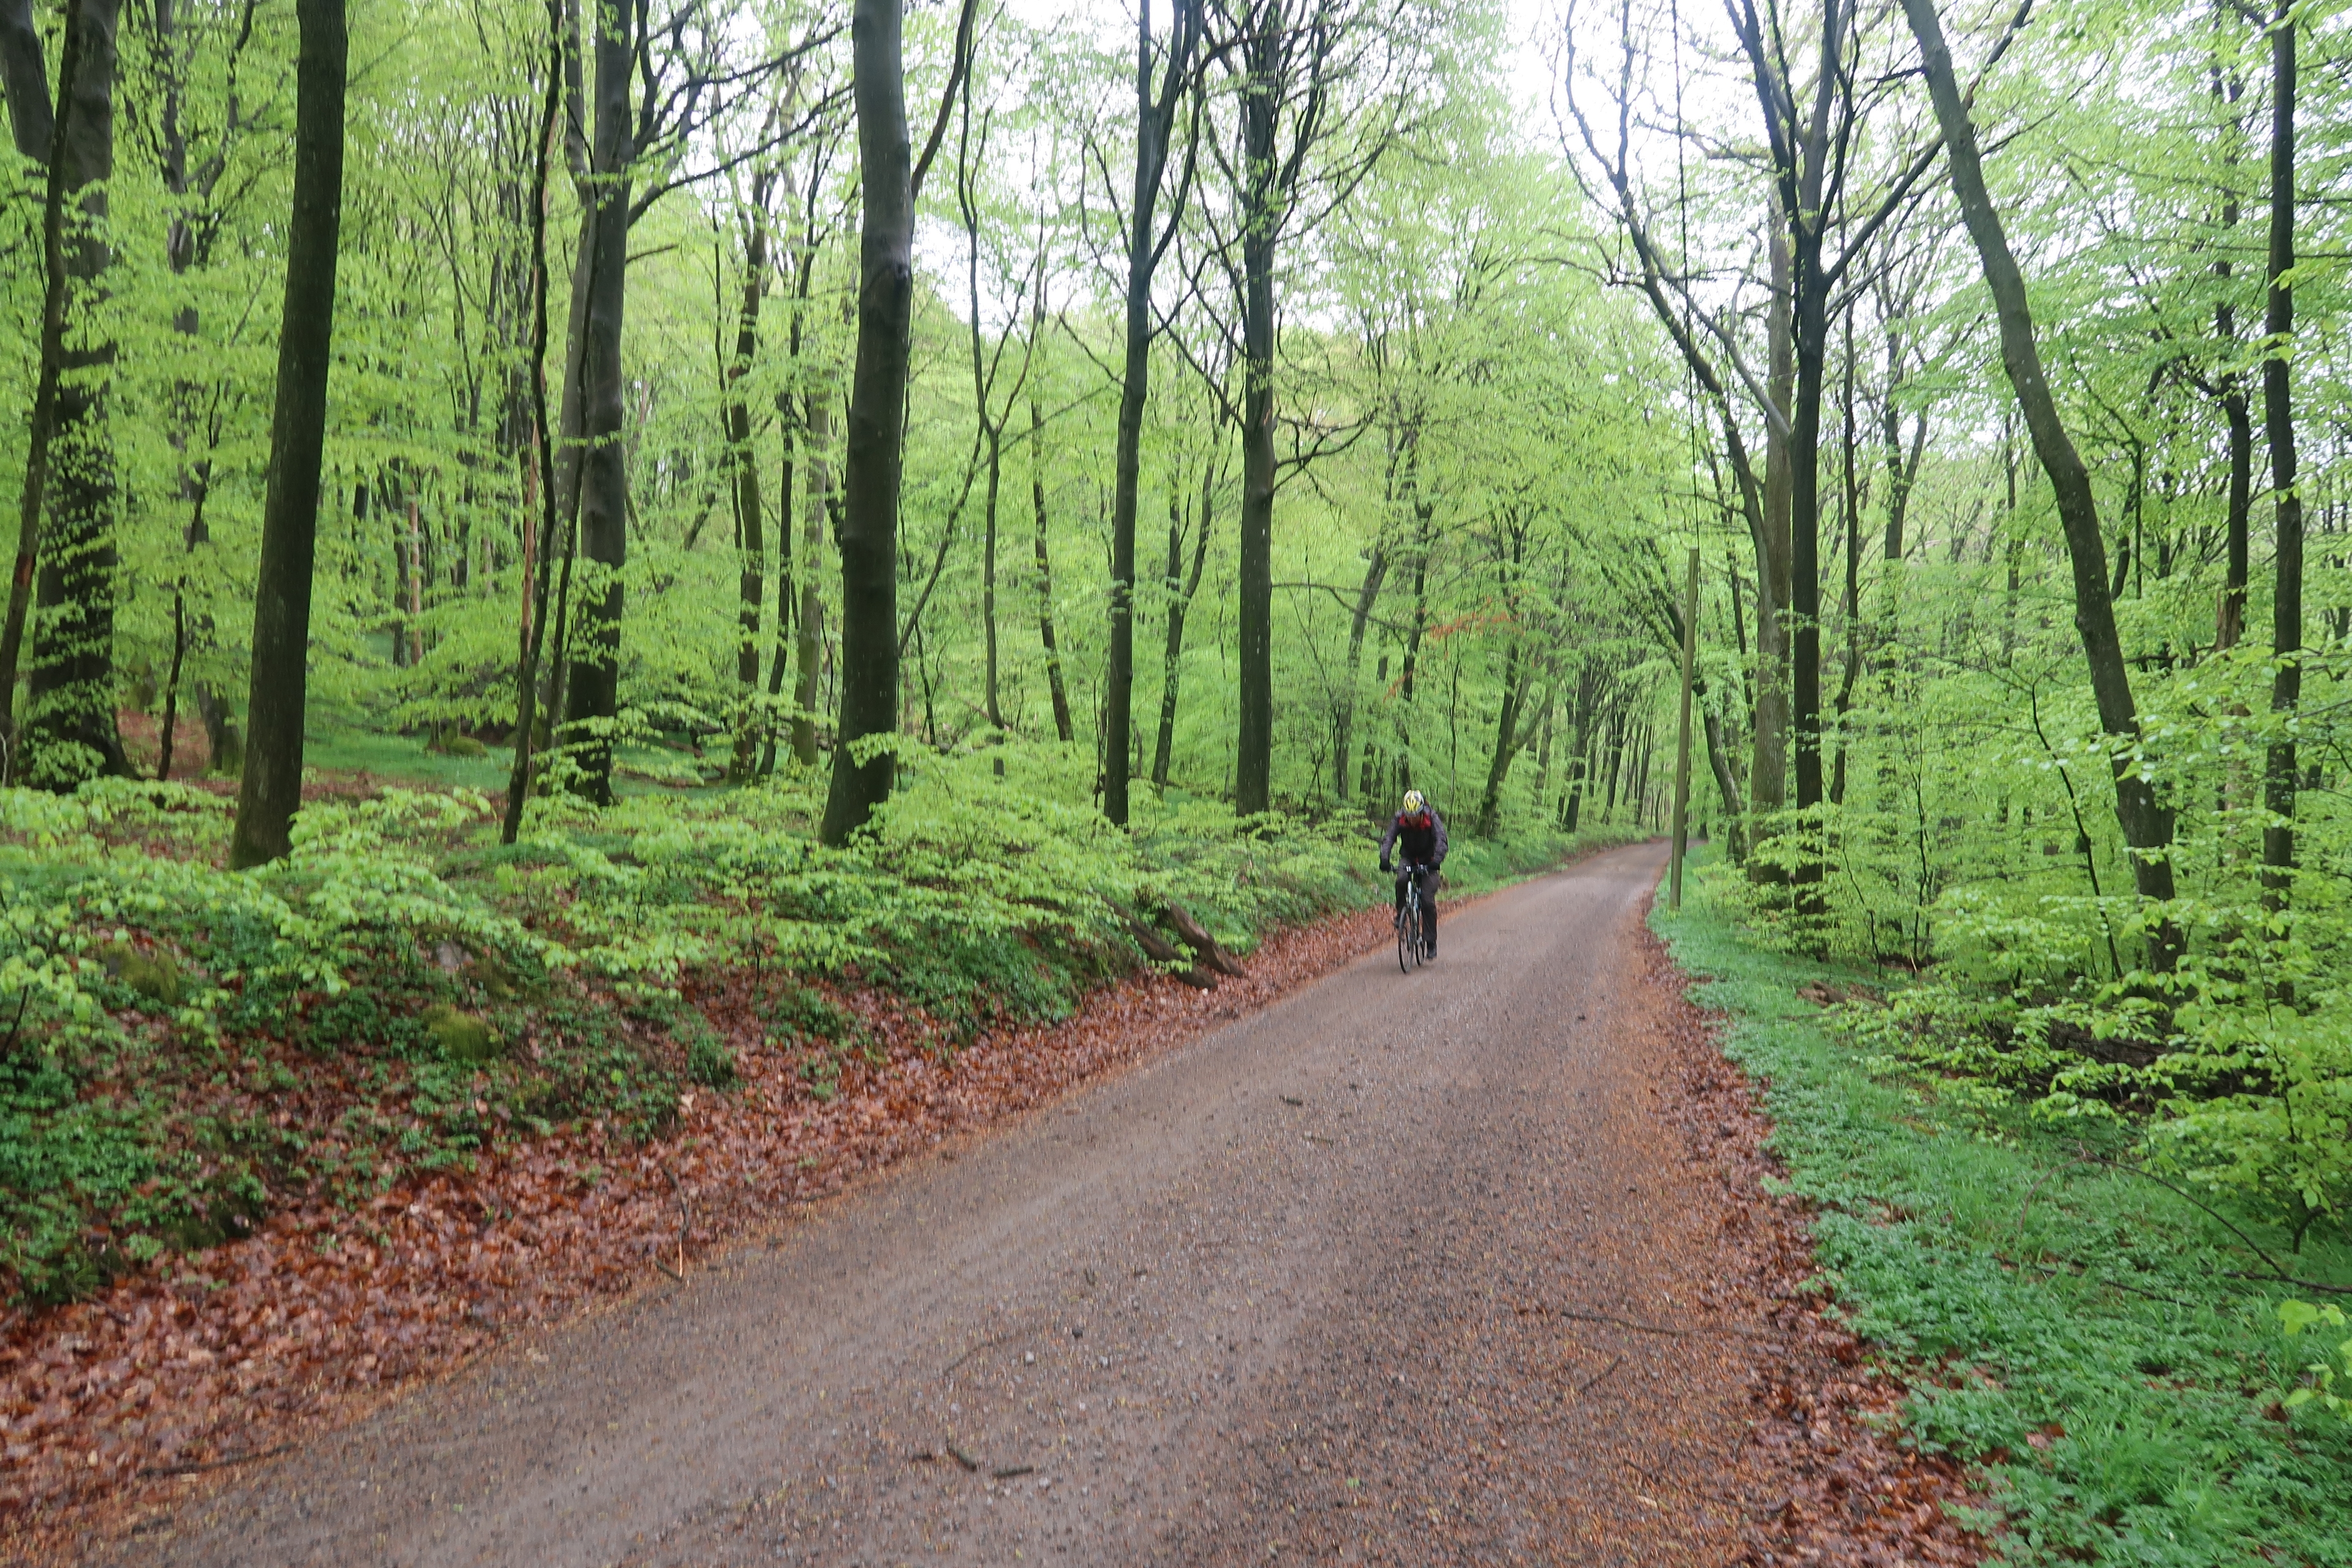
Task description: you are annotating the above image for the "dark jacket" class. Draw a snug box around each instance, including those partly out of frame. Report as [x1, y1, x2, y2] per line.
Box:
[1379, 806, 1448, 867]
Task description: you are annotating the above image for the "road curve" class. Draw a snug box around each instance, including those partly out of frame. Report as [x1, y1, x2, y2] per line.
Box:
[113, 840, 1766, 1567]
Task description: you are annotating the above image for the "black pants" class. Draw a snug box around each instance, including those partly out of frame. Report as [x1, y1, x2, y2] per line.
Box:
[1393, 864, 1438, 941]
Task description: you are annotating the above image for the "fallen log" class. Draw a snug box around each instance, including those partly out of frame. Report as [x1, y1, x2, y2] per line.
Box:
[1163, 902, 1247, 978]
[1121, 914, 1216, 989]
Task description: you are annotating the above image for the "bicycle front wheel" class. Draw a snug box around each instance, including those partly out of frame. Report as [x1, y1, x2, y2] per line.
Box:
[1396, 894, 1412, 973]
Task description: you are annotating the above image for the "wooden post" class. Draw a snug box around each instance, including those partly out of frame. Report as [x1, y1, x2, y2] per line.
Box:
[1670, 546, 1699, 908]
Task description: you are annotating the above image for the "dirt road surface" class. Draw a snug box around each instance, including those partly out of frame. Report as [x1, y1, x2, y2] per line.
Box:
[110, 840, 1780, 1567]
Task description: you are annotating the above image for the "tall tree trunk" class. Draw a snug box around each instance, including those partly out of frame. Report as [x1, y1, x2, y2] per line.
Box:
[1902, 0, 2180, 968]
[1234, 15, 1278, 816]
[1787, 255, 1828, 833]
[2213, 70, 2252, 652]
[760, 239, 812, 777]
[558, 0, 633, 805]
[820, 0, 916, 845]
[151, 0, 217, 783]
[14, 0, 128, 788]
[1031, 394, 1074, 744]
[725, 202, 772, 783]
[229, 0, 345, 867]
[1105, 0, 1200, 824]
[957, 113, 1005, 733]
[1751, 227, 1795, 834]
[0, 0, 85, 779]
[1831, 329, 1863, 807]
[499, 0, 565, 842]
[2260, 4, 2301, 908]
[1333, 542, 1387, 801]
[977, 431, 1003, 729]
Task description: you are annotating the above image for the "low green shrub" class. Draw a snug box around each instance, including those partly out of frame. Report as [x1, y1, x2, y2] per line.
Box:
[1658, 877, 2352, 1566]
[0, 749, 1381, 1305]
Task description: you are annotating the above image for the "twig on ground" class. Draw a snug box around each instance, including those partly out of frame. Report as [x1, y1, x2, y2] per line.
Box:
[1554, 1308, 1777, 1341]
[991, 1464, 1035, 1480]
[2075, 1147, 2352, 1297]
[138, 1444, 291, 1479]
[1576, 1354, 1625, 1394]
[2011, 1254, 2193, 1308]
[941, 1332, 1017, 1378]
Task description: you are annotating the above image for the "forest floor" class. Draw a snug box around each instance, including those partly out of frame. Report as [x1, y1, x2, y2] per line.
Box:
[46, 841, 1981, 1567]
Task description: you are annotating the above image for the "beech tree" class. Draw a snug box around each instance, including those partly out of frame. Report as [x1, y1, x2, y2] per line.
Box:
[229, 0, 347, 868]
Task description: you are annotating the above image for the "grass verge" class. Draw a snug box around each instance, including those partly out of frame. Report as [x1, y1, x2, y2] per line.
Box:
[1653, 872, 2352, 1567]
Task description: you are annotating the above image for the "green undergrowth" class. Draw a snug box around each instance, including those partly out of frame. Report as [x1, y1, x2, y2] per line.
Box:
[0, 744, 1388, 1306]
[1654, 873, 2352, 1567]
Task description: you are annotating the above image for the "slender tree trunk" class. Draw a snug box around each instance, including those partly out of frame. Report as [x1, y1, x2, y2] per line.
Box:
[1103, 0, 1199, 820]
[1831, 329, 1863, 807]
[760, 244, 809, 777]
[499, 0, 564, 842]
[229, 0, 345, 867]
[1751, 228, 1795, 832]
[2260, 4, 2301, 908]
[151, 0, 214, 785]
[405, 496, 424, 665]
[957, 116, 1005, 733]
[725, 205, 771, 782]
[157, 590, 186, 779]
[1788, 254, 1828, 831]
[1031, 394, 1074, 744]
[1333, 541, 1387, 802]
[974, 421, 1002, 727]
[820, 0, 916, 845]
[1153, 459, 1212, 786]
[2214, 74, 2252, 652]
[2217, 368, 2252, 650]
[558, 0, 633, 805]
[791, 376, 831, 767]
[1903, 0, 2180, 968]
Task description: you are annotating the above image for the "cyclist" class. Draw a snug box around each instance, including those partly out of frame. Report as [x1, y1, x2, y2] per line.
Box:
[1378, 789, 1448, 959]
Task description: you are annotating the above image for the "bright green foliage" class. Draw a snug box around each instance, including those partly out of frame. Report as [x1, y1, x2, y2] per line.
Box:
[1658, 882, 2352, 1567]
[2280, 1301, 2352, 1422]
[0, 752, 1412, 1304]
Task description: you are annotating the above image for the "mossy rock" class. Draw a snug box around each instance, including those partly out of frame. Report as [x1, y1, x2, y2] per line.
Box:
[424, 1003, 500, 1063]
[429, 729, 488, 758]
[99, 941, 183, 1008]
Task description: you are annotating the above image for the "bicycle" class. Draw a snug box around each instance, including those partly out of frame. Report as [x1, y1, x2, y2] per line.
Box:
[1393, 862, 1433, 972]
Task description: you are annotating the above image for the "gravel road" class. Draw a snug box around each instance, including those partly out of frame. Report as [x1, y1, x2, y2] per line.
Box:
[115, 840, 1773, 1567]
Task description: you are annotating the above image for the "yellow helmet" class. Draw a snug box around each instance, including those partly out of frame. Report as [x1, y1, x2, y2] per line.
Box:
[1401, 790, 1427, 815]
